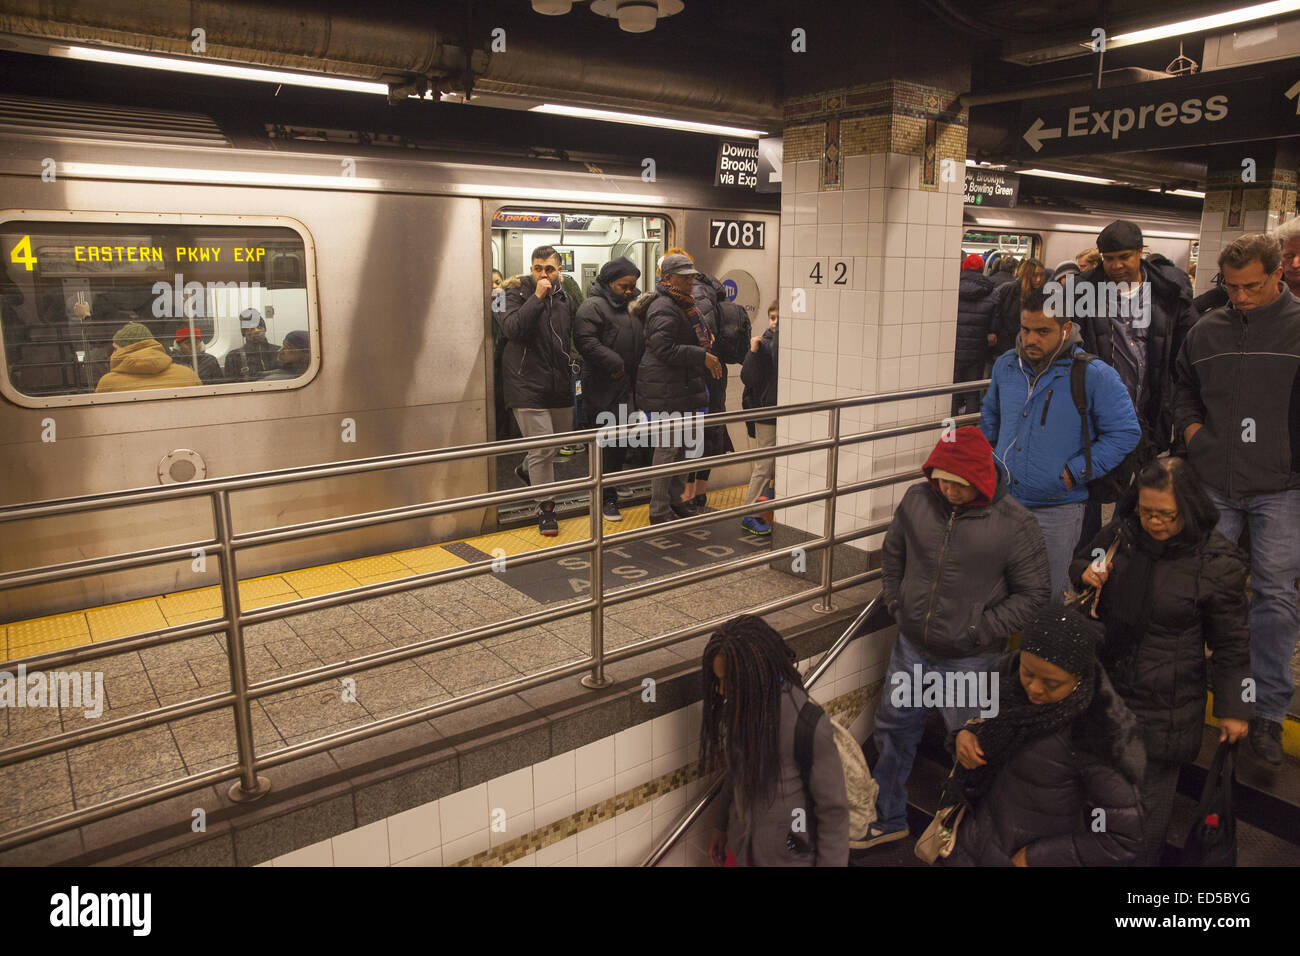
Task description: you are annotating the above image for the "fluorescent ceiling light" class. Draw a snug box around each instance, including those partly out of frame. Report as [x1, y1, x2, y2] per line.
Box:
[1148, 187, 1207, 198]
[55, 46, 392, 95]
[1107, 1, 1300, 49]
[969, 219, 1019, 227]
[1020, 168, 1118, 185]
[529, 104, 766, 138]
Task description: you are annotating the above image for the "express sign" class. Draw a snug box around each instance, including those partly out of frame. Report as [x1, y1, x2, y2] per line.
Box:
[1016, 60, 1300, 158]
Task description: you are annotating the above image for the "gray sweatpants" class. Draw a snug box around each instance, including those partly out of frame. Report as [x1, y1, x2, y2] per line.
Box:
[513, 406, 574, 506]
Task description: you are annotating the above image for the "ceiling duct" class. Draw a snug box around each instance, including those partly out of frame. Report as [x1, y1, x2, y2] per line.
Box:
[0, 0, 782, 129]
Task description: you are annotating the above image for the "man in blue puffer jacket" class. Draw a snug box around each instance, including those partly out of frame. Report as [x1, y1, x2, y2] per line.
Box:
[981, 285, 1140, 603]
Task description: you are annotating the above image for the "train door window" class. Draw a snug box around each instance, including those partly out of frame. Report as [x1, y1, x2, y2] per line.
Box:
[0, 215, 317, 407]
[960, 230, 1041, 273]
[488, 209, 670, 514]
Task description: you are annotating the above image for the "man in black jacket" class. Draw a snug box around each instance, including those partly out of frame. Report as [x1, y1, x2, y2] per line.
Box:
[954, 253, 997, 414]
[574, 257, 644, 522]
[640, 253, 723, 524]
[739, 301, 778, 534]
[863, 426, 1050, 848]
[502, 245, 576, 537]
[1074, 221, 1195, 453]
[1073, 220, 1196, 550]
[1172, 232, 1300, 767]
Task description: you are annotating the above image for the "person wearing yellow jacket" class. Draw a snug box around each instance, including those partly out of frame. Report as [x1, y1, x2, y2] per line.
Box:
[94, 321, 202, 393]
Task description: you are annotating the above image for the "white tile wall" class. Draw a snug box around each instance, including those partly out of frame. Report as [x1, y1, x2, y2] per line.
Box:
[776, 140, 967, 544]
[261, 633, 889, 869]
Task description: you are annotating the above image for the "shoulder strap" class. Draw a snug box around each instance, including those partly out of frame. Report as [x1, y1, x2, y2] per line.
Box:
[1070, 353, 1095, 482]
[794, 699, 822, 819]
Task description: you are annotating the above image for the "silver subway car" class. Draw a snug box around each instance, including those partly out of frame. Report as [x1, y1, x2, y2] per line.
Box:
[0, 95, 780, 620]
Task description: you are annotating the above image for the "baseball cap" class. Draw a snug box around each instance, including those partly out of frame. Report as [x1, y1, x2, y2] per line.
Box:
[930, 468, 971, 486]
[1097, 220, 1144, 254]
[660, 253, 699, 277]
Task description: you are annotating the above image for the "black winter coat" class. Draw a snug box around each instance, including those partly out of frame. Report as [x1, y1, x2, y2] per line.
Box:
[572, 278, 643, 413]
[741, 326, 778, 435]
[991, 282, 1024, 358]
[881, 477, 1050, 659]
[638, 292, 709, 413]
[501, 274, 574, 410]
[1069, 514, 1253, 763]
[944, 660, 1145, 867]
[1075, 259, 1195, 453]
[693, 273, 729, 407]
[957, 271, 999, 365]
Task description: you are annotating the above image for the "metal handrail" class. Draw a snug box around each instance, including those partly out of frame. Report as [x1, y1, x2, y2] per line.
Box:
[0, 379, 987, 855]
[640, 594, 885, 867]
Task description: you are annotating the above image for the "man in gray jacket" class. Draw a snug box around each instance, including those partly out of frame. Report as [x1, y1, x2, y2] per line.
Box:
[863, 425, 1050, 847]
[1172, 232, 1300, 767]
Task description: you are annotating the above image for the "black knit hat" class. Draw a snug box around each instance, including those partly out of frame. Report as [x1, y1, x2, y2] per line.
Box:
[1021, 607, 1098, 678]
[1097, 219, 1143, 253]
[598, 256, 641, 284]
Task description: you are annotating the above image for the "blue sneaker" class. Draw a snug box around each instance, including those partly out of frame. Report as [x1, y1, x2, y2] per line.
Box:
[742, 516, 771, 536]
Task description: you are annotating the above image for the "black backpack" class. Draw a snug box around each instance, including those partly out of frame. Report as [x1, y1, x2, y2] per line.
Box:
[1182, 741, 1237, 866]
[1069, 353, 1154, 503]
[713, 299, 753, 365]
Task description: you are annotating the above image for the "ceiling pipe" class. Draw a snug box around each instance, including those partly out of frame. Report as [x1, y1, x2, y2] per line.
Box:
[958, 67, 1173, 107]
[0, 0, 782, 128]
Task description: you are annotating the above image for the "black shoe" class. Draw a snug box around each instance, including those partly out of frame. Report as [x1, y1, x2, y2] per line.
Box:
[692, 493, 708, 508]
[538, 501, 558, 537]
[670, 502, 696, 520]
[514, 463, 530, 486]
[601, 499, 622, 522]
[1248, 718, 1284, 767]
[650, 511, 685, 525]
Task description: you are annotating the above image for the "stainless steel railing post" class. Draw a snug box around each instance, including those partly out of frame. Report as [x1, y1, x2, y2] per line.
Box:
[581, 431, 612, 689]
[213, 490, 271, 801]
[814, 406, 840, 613]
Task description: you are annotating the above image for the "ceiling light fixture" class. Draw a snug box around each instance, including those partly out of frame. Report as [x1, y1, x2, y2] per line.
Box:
[1104, 0, 1300, 50]
[54, 45, 392, 95]
[531, 0, 574, 14]
[589, 0, 685, 34]
[1019, 167, 1119, 185]
[529, 103, 766, 137]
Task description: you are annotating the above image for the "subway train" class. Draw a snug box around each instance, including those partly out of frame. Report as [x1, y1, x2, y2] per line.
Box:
[963, 197, 1201, 275]
[0, 91, 779, 620]
[0, 91, 1202, 623]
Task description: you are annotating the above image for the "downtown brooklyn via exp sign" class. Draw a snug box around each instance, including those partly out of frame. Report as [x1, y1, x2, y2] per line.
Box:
[1017, 59, 1300, 158]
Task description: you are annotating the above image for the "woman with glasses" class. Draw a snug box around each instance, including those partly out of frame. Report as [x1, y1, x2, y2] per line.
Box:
[1068, 457, 1252, 865]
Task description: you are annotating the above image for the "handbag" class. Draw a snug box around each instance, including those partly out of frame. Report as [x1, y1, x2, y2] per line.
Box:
[1064, 533, 1122, 619]
[915, 762, 967, 865]
[915, 802, 966, 865]
[1182, 741, 1237, 866]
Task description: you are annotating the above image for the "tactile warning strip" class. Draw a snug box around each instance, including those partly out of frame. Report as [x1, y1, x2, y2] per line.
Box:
[0, 488, 735, 666]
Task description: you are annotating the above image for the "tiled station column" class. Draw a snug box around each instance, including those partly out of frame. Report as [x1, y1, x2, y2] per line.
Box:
[1194, 143, 1298, 296]
[775, 82, 968, 554]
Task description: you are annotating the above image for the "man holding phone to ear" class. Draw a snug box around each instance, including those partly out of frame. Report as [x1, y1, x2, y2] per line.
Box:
[502, 245, 578, 537]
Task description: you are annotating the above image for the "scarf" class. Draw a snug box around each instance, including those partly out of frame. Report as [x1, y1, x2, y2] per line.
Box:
[945, 652, 1095, 804]
[658, 279, 713, 350]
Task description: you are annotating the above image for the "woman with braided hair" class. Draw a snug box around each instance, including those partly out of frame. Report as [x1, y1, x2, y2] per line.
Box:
[700, 615, 849, 867]
[940, 607, 1145, 867]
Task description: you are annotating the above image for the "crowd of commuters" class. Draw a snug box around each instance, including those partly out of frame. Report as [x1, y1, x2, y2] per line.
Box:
[496, 244, 776, 535]
[681, 219, 1291, 868]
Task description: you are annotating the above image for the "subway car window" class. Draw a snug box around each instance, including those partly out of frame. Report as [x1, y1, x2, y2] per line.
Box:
[0, 219, 313, 402]
[960, 229, 1040, 265]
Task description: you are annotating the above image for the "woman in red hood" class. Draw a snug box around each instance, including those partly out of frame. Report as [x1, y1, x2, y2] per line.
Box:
[861, 425, 1051, 849]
